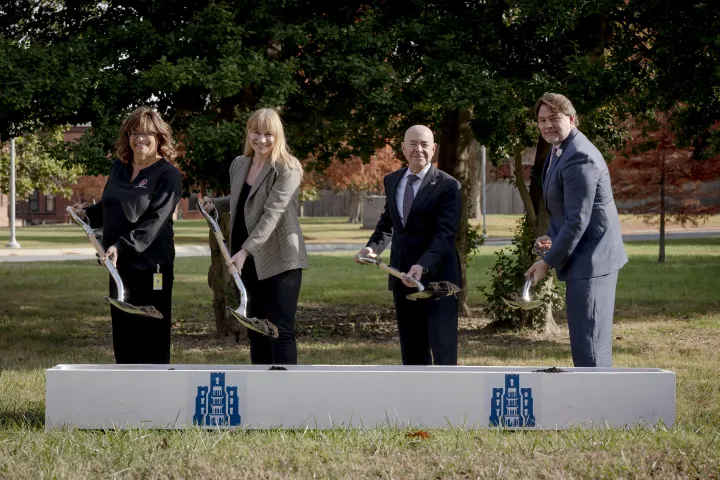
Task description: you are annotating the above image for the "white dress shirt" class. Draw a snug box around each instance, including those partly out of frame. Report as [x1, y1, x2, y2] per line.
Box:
[395, 162, 432, 224]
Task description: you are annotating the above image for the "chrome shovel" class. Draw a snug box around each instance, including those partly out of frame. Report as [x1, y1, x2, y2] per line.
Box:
[355, 253, 461, 300]
[197, 199, 279, 338]
[502, 247, 546, 311]
[66, 206, 163, 319]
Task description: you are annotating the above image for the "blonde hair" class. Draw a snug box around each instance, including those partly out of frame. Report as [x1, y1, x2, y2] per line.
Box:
[116, 106, 176, 164]
[244, 108, 302, 171]
[534, 92, 579, 125]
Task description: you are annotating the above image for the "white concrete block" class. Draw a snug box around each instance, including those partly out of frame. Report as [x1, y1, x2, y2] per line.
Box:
[45, 365, 676, 430]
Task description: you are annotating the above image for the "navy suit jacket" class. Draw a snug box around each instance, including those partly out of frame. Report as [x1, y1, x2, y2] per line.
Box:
[543, 129, 628, 281]
[366, 165, 462, 290]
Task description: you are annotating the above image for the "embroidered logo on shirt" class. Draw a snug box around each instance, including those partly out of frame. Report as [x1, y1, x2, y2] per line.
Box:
[135, 179, 148, 188]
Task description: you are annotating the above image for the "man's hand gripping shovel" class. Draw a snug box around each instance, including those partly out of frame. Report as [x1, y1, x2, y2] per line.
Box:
[501, 246, 547, 311]
[354, 253, 461, 300]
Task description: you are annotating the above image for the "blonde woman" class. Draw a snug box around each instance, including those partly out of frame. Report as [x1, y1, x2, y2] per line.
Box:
[203, 108, 308, 364]
[78, 107, 182, 364]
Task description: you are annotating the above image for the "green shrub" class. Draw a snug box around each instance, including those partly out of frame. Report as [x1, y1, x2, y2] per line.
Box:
[480, 215, 563, 328]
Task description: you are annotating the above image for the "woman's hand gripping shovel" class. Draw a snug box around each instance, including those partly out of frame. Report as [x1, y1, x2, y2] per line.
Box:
[66, 206, 163, 319]
[197, 200, 279, 338]
[354, 253, 461, 300]
[502, 246, 547, 311]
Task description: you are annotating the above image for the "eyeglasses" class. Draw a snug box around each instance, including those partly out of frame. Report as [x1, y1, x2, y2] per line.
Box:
[128, 131, 157, 139]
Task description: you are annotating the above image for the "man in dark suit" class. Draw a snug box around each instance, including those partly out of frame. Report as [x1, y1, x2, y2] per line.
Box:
[356, 125, 462, 365]
[526, 93, 628, 367]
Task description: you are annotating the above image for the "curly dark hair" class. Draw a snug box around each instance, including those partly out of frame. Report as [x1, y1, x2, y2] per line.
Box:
[115, 107, 176, 164]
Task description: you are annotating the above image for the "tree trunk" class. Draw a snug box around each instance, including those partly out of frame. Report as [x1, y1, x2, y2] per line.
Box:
[469, 140, 482, 219]
[510, 122, 536, 227]
[530, 137, 551, 237]
[659, 151, 666, 263]
[347, 190, 364, 224]
[437, 107, 473, 317]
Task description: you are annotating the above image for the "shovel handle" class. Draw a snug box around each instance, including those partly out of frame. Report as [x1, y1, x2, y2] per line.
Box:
[86, 232, 105, 257]
[66, 207, 105, 257]
[209, 223, 241, 275]
[377, 262, 405, 280]
[197, 199, 240, 272]
[377, 263, 424, 291]
[210, 229, 233, 265]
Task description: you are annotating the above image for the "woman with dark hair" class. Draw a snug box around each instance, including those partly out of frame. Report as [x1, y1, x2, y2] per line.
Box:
[75, 106, 182, 364]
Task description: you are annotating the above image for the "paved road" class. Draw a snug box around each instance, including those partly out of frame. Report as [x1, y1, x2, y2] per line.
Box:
[1, 229, 718, 263]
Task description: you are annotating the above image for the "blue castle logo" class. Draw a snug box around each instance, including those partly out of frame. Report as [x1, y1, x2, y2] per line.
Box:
[193, 372, 241, 427]
[489, 374, 536, 428]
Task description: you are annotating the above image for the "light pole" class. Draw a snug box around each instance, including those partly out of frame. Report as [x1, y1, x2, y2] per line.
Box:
[480, 144, 487, 238]
[6, 137, 21, 248]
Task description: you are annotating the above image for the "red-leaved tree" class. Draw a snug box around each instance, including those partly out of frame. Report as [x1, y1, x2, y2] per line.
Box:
[323, 145, 402, 223]
[71, 175, 107, 206]
[611, 113, 720, 262]
[298, 160, 321, 218]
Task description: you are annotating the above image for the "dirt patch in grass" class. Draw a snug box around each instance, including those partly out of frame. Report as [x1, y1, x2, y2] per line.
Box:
[294, 304, 502, 340]
[174, 303, 567, 346]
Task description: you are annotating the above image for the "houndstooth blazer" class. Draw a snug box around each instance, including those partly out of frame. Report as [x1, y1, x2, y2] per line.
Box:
[211, 155, 308, 280]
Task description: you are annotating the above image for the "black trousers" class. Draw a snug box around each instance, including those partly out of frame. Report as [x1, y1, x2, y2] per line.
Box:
[241, 258, 302, 365]
[109, 266, 173, 364]
[393, 284, 458, 365]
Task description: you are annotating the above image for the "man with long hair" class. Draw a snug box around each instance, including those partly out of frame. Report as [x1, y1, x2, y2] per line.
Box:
[527, 93, 628, 367]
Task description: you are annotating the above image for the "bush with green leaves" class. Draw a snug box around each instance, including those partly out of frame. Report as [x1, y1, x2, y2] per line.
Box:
[481, 216, 563, 329]
[466, 222, 486, 262]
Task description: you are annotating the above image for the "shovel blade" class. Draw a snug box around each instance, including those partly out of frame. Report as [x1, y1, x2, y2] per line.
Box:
[406, 286, 460, 301]
[406, 291, 432, 300]
[501, 296, 544, 311]
[227, 307, 279, 338]
[104, 297, 163, 319]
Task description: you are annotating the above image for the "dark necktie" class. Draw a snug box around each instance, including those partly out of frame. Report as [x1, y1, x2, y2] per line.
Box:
[547, 146, 557, 175]
[402, 174, 419, 225]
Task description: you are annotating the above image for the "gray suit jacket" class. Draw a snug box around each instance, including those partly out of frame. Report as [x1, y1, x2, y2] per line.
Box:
[211, 155, 308, 281]
[543, 129, 628, 281]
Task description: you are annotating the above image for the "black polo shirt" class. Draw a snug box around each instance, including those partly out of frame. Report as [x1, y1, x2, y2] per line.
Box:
[85, 158, 182, 270]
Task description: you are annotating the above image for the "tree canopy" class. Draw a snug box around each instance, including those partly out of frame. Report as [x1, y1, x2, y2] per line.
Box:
[1, 0, 717, 207]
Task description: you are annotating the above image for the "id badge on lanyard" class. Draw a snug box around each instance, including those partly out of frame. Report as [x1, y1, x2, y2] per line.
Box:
[153, 264, 163, 291]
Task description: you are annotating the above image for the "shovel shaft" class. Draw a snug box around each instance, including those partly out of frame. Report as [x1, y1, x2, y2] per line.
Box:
[67, 207, 105, 257]
[212, 229, 234, 266]
[521, 276, 533, 302]
[197, 200, 237, 269]
[105, 259, 125, 301]
[230, 271, 248, 316]
[377, 263, 424, 291]
[86, 233, 105, 257]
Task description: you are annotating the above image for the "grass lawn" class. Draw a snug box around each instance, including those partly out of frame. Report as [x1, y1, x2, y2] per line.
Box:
[0, 239, 719, 478]
[3, 214, 719, 249]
